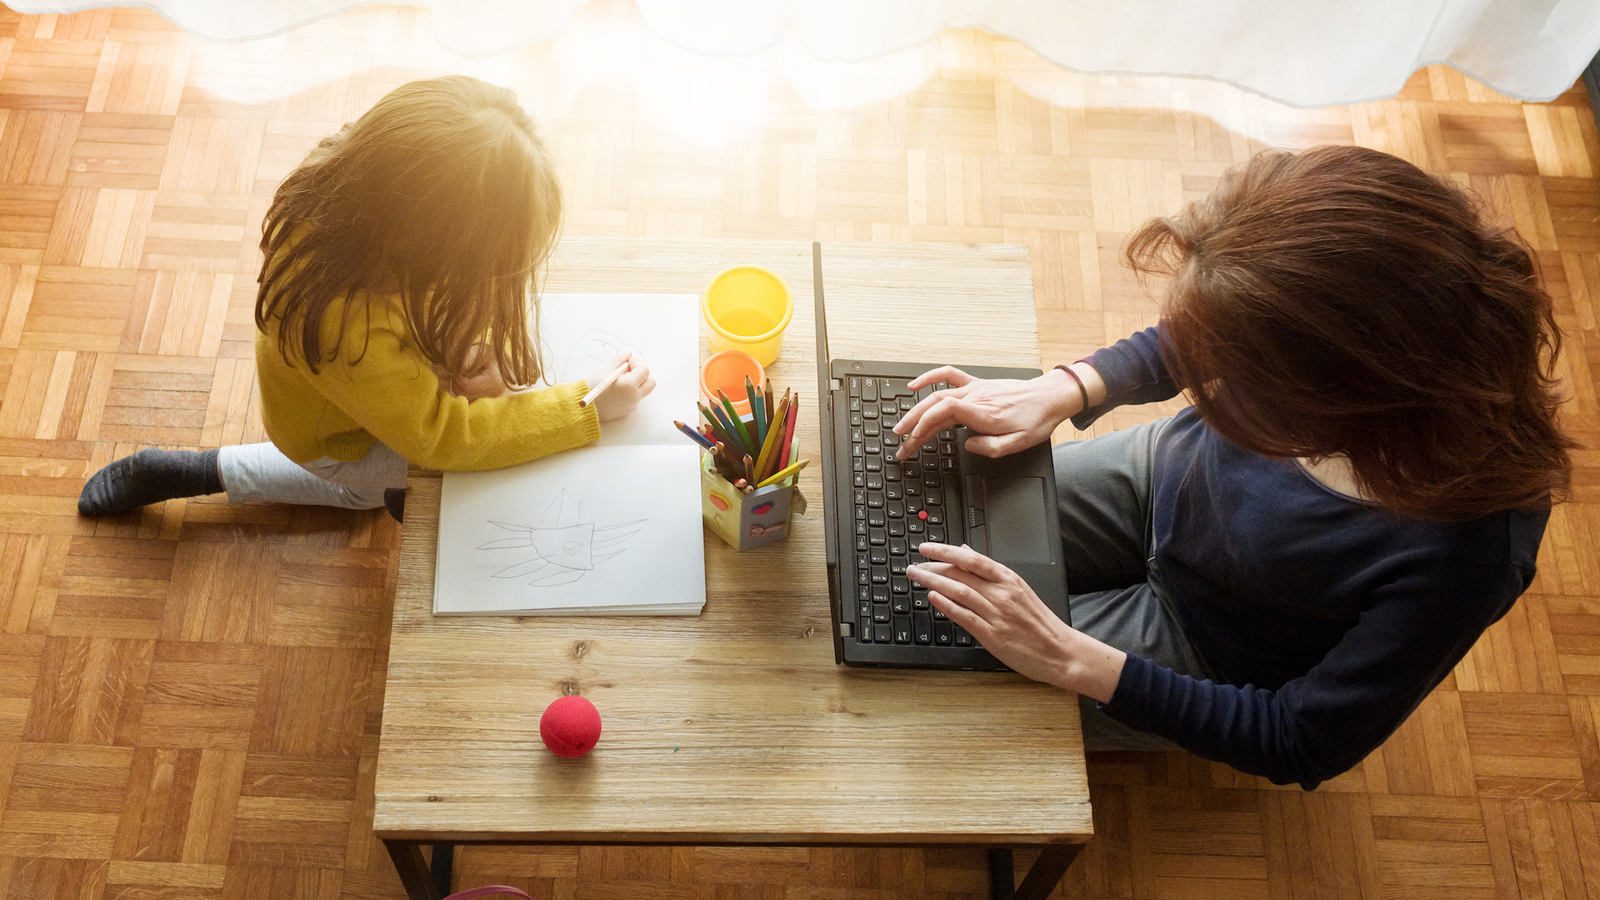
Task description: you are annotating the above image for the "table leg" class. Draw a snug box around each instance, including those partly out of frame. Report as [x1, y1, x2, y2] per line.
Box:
[431, 842, 455, 895]
[384, 840, 444, 900]
[989, 848, 1015, 900]
[1013, 844, 1084, 900]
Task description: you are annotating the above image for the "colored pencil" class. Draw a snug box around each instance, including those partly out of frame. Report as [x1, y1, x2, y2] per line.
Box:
[778, 391, 798, 470]
[674, 420, 715, 450]
[746, 376, 766, 445]
[753, 393, 789, 481]
[763, 381, 775, 430]
[700, 401, 744, 455]
[716, 389, 756, 452]
[757, 457, 809, 489]
[743, 453, 755, 483]
[578, 359, 628, 408]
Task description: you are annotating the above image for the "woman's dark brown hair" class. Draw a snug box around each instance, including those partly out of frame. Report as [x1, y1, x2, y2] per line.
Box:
[256, 75, 562, 387]
[1126, 145, 1575, 519]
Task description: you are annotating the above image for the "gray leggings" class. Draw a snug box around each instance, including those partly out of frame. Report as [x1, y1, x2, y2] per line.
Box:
[1054, 418, 1223, 750]
[217, 441, 408, 509]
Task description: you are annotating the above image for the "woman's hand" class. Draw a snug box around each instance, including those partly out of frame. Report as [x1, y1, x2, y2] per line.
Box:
[587, 352, 656, 422]
[451, 343, 509, 401]
[908, 542, 1125, 703]
[893, 366, 1082, 460]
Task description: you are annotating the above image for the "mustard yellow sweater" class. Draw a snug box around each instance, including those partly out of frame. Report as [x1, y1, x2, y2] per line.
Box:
[255, 290, 600, 470]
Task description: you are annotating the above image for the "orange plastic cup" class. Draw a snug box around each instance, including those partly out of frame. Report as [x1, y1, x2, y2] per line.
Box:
[699, 350, 766, 417]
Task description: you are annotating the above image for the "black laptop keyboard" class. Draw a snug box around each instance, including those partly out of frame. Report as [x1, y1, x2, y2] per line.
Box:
[844, 375, 977, 649]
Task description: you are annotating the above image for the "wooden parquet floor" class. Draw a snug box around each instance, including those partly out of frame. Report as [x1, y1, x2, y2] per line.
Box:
[0, 2, 1596, 898]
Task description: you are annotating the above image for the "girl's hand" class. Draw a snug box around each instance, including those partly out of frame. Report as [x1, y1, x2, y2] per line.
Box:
[451, 343, 509, 401]
[907, 542, 1125, 703]
[588, 352, 656, 422]
[893, 366, 1082, 460]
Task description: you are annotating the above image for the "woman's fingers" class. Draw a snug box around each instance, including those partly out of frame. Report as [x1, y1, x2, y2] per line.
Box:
[907, 366, 972, 391]
[918, 540, 1017, 584]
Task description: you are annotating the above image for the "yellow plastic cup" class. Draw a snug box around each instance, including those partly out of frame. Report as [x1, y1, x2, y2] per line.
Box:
[702, 265, 794, 367]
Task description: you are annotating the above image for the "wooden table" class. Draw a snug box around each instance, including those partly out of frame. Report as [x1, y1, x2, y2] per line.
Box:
[374, 240, 1094, 900]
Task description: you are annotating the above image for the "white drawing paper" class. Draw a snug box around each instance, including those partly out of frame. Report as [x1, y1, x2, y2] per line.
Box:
[434, 293, 707, 616]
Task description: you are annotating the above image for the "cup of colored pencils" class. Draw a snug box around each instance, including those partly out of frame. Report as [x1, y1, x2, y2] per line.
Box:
[676, 377, 808, 550]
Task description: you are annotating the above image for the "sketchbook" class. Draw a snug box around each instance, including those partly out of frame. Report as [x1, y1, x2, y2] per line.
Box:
[433, 293, 707, 616]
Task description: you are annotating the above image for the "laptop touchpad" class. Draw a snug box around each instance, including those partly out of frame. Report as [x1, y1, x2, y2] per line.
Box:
[981, 476, 1053, 565]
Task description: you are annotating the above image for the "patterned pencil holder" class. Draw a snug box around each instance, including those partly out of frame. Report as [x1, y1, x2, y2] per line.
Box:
[700, 454, 796, 550]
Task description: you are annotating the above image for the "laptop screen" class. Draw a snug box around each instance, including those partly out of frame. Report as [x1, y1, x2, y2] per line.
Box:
[813, 242, 838, 572]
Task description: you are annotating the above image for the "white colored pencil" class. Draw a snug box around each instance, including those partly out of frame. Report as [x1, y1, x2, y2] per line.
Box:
[578, 360, 629, 408]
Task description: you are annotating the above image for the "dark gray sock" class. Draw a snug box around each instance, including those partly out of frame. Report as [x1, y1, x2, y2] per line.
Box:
[78, 448, 223, 516]
[383, 487, 406, 523]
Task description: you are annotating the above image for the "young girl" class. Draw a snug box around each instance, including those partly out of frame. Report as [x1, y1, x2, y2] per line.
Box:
[79, 75, 653, 520]
[894, 146, 1574, 789]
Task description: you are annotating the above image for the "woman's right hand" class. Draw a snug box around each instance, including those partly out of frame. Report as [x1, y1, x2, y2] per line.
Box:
[894, 365, 1090, 460]
[587, 352, 656, 422]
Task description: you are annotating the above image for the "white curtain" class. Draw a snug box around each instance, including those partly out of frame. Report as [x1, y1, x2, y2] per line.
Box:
[14, 0, 1600, 107]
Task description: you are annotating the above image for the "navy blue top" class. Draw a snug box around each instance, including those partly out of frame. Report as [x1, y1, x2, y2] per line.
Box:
[1078, 327, 1546, 789]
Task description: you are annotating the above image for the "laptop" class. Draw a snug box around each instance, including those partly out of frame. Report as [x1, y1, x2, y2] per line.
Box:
[814, 242, 1070, 669]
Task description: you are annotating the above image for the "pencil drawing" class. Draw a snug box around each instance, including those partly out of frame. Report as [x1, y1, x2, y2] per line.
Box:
[477, 488, 644, 587]
[557, 328, 642, 382]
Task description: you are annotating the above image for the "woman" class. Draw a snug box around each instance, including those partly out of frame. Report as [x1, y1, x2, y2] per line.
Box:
[895, 145, 1574, 789]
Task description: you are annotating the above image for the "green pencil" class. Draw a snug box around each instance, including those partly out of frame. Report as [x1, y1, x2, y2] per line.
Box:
[716, 389, 755, 453]
[746, 375, 766, 445]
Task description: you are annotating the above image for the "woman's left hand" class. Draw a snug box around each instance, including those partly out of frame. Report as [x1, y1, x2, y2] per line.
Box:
[908, 542, 1125, 702]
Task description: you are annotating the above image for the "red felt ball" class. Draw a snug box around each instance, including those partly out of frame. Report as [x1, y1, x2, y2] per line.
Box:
[540, 695, 602, 758]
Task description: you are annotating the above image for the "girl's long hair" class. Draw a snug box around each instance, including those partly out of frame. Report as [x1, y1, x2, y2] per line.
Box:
[1127, 145, 1575, 520]
[255, 75, 562, 387]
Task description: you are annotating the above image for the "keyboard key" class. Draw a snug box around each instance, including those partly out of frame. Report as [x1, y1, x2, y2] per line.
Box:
[891, 575, 909, 594]
[892, 595, 910, 614]
[858, 601, 873, 620]
[849, 376, 861, 397]
[875, 623, 892, 643]
[889, 538, 907, 557]
[869, 527, 886, 545]
[865, 457, 882, 472]
[955, 626, 974, 647]
[935, 622, 953, 645]
[869, 546, 888, 565]
[868, 509, 885, 527]
[863, 379, 877, 402]
[871, 566, 889, 584]
[912, 594, 929, 610]
[888, 519, 905, 537]
[873, 606, 891, 623]
[855, 535, 867, 552]
[860, 618, 874, 640]
[893, 616, 912, 643]
[913, 612, 933, 644]
[868, 491, 884, 508]
[872, 585, 888, 603]
[866, 473, 884, 490]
